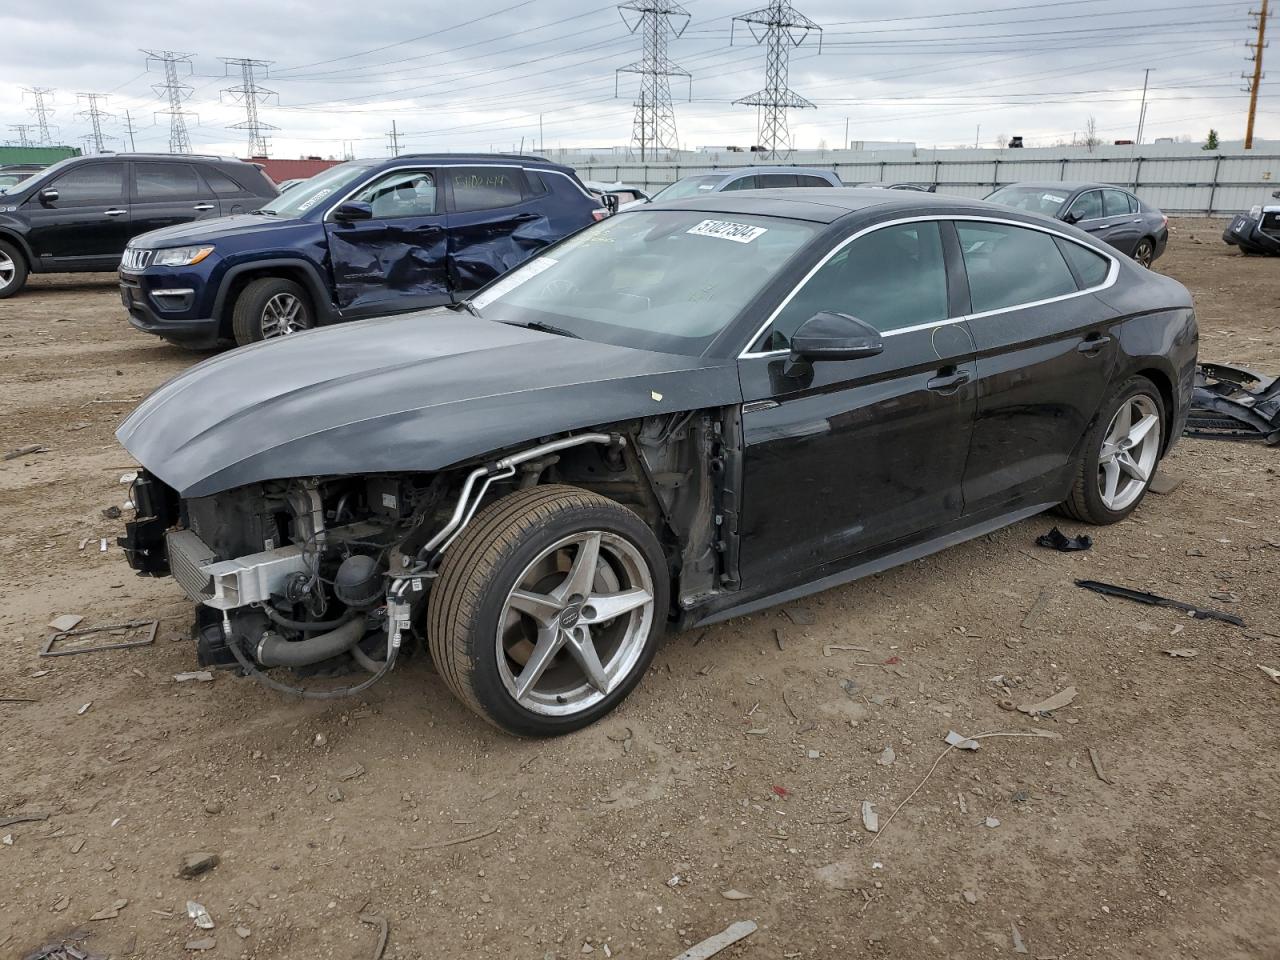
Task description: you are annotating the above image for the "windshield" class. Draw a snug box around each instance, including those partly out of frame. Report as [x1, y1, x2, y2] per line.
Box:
[258, 161, 376, 217]
[471, 209, 818, 355]
[985, 186, 1071, 216]
[651, 174, 731, 202]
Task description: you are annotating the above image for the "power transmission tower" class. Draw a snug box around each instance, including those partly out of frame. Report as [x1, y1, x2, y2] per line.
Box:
[143, 49, 198, 154]
[123, 110, 138, 152]
[733, 0, 822, 160]
[1244, 0, 1271, 149]
[221, 57, 278, 156]
[24, 87, 56, 145]
[615, 1, 691, 161]
[8, 124, 35, 147]
[76, 93, 116, 154]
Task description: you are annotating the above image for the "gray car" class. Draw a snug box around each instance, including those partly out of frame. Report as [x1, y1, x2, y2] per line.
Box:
[985, 182, 1169, 267]
[651, 166, 841, 201]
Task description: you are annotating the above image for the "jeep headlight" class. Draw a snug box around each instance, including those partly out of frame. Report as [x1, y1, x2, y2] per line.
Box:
[153, 245, 214, 267]
[1249, 205, 1263, 221]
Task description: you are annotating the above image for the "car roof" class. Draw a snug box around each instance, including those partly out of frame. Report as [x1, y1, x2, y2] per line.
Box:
[1001, 181, 1128, 192]
[648, 187, 982, 224]
[386, 153, 576, 172]
[69, 152, 253, 164]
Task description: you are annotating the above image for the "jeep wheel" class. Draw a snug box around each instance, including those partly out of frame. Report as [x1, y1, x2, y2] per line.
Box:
[231, 277, 314, 345]
[0, 240, 29, 299]
[427, 485, 668, 737]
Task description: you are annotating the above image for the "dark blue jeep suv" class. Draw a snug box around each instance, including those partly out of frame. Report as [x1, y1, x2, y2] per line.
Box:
[119, 154, 606, 348]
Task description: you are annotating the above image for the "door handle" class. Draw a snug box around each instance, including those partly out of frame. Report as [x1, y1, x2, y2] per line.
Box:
[510, 213, 541, 223]
[927, 369, 971, 392]
[193, 203, 215, 211]
[1077, 335, 1113, 355]
[104, 208, 127, 217]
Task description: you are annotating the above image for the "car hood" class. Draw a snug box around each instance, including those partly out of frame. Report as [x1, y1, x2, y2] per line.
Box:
[128, 213, 299, 249]
[117, 310, 742, 498]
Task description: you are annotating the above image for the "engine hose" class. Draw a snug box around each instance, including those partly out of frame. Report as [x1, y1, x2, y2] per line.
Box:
[261, 604, 354, 633]
[256, 617, 366, 668]
[226, 626, 400, 701]
[349, 642, 386, 674]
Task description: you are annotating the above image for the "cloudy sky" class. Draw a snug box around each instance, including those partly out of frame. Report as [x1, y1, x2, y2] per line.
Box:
[0, 0, 1271, 159]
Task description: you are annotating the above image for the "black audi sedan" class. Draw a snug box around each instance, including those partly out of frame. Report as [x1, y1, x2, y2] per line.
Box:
[985, 181, 1169, 267]
[116, 189, 1197, 736]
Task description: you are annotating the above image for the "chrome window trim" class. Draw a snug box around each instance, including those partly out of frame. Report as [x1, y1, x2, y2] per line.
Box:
[738, 214, 1120, 359]
[321, 163, 591, 222]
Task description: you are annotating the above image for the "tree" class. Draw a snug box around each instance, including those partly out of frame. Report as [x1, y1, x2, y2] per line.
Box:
[1083, 115, 1101, 152]
[1203, 129, 1220, 151]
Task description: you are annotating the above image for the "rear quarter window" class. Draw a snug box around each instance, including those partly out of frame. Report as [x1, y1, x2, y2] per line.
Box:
[1054, 236, 1111, 289]
[203, 169, 248, 196]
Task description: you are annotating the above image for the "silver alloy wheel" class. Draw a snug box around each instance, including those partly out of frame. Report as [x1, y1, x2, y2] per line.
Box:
[1097, 394, 1161, 511]
[496, 530, 655, 717]
[1134, 239, 1155, 268]
[259, 292, 308, 337]
[0, 249, 14, 290]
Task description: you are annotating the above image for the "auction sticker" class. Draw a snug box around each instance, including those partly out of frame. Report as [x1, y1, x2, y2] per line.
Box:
[686, 219, 767, 243]
[1042, 193, 1067, 204]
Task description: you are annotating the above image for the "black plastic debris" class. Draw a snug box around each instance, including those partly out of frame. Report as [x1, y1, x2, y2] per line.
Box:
[1184, 362, 1280, 444]
[1036, 527, 1093, 552]
[1075, 579, 1245, 627]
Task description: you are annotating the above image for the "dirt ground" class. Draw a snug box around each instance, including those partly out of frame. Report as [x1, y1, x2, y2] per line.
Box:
[1, 219, 1277, 960]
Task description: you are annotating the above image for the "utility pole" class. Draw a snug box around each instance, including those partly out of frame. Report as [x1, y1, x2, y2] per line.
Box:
[387, 119, 401, 157]
[733, 0, 822, 160]
[616, 1, 691, 160]
[539, 114, 544, 154]
[76, 93, 115, 153]
[144, 50, 197, 154]
[24, 87, 56, 145]
[1245, 0, 1271, 149]
[843, 116, 849, 150]
[221, 57, 278, 156]
[8, 124, 35, 147]
[1136, 68, 1153, 145]
[975, 123, 981, 149]
[123, 110, 138, 152]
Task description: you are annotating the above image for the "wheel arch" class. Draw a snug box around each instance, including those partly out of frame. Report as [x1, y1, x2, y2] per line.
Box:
[1132, 365, 1176, 450]
[0, 228, 34, 271]
[212, 259, 335, 337]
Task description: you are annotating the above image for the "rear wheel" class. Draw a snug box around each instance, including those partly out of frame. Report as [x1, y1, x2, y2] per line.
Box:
[0, 240, 28, 299]
[1061, 376, 1166, 524]
[427, 485, 668, 736]
[231, 277, 314, 345]
[1133, 236, 1156, 267]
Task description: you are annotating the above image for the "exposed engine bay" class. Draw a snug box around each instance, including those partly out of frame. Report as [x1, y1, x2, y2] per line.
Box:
[118, 411, 742, 698]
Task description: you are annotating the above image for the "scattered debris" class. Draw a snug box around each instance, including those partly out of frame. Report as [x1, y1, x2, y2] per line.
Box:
[3, 443, 46, 461]
[1018, 686, 1078, 716]
[358, 912, 389, 960]
[719, 889, 753, 900]
[1149, 472, 1183, 495]
[781, 606, 815, 626]
[1184, 361, 1280, 444]
[876, 746, 896, 766]
[1163, 648, 1199, 658]
[89, 898, 128, 921]
[771, 785, 790, 799]
[957, 793, 968, 815]
[1021, 590, 1052, 629]
[410, 825, 498, 850]
[337, 763, 367, 781]
[774, 628, 785, 651]
[670, 920, 758, 960]
[861, 801, 879, 833]
[47, 614, 84, 632]
[41, 619, 158, 657]
[984, 816, 1001, 828]
[962, 890, 978, 904]
[174, 671, 214, 683]
[945, 730, 980, 750]
[77, 702, 92, 716]
[1259, 665, 1280, 684]
[187, 900, 214, 929]
[1075, 579, 1245, 627]
[101, 505, 122, 520]
[823, 644, 871, 657]
[178, 852, 220, 879]
[184, 937, 216, 951]
[1036, 527, 1093, 552]
[327, 788, 344, 803]
[1089, 748, 1115, 785]
[235, 926, 251, 939]
[1011, 921, 1029, 954]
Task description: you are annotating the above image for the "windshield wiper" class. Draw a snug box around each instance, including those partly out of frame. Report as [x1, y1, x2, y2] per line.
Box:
[256, 208, 278, 216]
[523, 320, 581, 339]
[452, 300, 482, 318]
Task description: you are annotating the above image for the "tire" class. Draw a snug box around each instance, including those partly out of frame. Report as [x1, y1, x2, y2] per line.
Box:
[1061, 375, 1167, 525]
[427, 484, 669, 736]
[0, 239, 29, 299]
[1133, 237, 1156, 268]
[231, 277, 313, 345]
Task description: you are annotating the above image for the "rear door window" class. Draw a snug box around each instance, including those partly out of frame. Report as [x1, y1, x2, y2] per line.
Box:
[449, 167, 524, 213]
[757, 174, 799, 188]
[1103, 190, 1133, 218]
[721, 175, 759, 191]
[956, 221, 1079, 313]
[45, 162, 125, 206]
[135, 163, 202, 201]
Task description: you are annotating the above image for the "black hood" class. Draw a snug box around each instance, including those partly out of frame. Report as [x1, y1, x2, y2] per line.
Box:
[127, 213, 307, 249]
[117, 311, 742, 497]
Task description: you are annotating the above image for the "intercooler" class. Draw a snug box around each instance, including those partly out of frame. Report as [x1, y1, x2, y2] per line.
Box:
[166, 529, 217, 602]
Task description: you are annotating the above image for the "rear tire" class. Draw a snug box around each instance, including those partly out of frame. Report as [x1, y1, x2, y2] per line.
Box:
[231, 277, 313, 345]
[1133, 237, 1156, 267]
[1061, 375, 1166, 524]
[427, 484, 668, 737]
[0, 240, 29, 299]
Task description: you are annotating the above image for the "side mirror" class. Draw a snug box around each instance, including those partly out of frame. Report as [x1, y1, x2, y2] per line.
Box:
[1062, 210, 1081, 225]
[785, 311, 883, 375]
[601, 193, 620, 215]
[332, 201, 373, 223]
[39, 187, 59, 204]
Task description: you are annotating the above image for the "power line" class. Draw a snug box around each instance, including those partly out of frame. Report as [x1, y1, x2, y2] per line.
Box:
[24, 87, 56, 145]
[221, 57, 278, 156]
[1245, 0, 1271, 147]
[143, 49, 198, 154]
[734, 0, 821, 158]
[76, 93, 115, 153]
[616, 1, 691, 159]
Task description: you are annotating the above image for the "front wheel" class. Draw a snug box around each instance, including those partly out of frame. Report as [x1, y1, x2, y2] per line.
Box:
[231, 277, 314, 345]
[0, 240, 29, 299]
[1061, 376, 1166, 524]
[427, 485, 669, 736]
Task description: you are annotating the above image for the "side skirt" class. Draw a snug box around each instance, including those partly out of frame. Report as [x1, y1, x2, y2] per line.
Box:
[681, 500, 1057, 630]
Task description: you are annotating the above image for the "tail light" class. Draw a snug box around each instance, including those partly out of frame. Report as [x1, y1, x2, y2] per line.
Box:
[591, 208, 609, 222]
[1161, 214, 1168, 228]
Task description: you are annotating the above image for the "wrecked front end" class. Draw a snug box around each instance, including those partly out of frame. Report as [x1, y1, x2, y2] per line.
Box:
[1223, 204, 1280, 255]
[1184, 362, 1280, 445]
